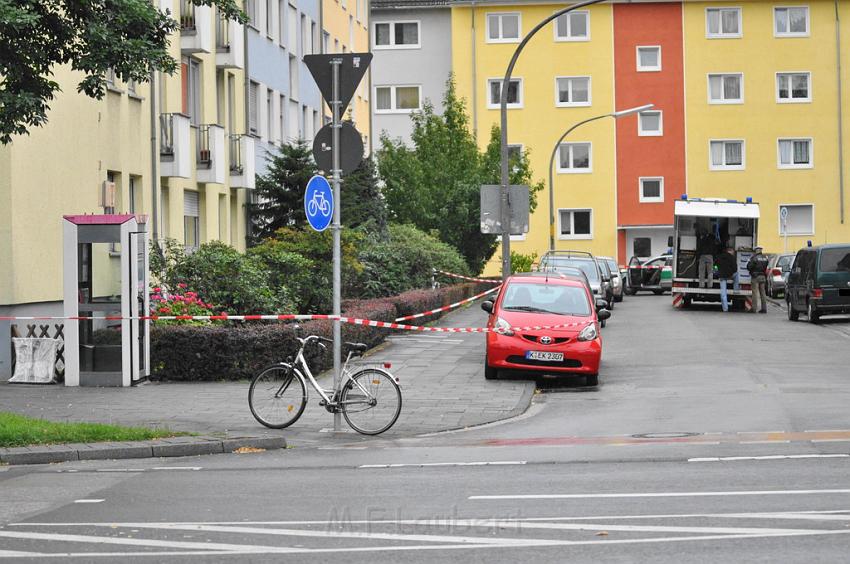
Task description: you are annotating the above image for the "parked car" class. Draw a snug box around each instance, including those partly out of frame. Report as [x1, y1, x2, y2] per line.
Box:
[538, 251, 608, 301]
[766, 253, 795, 298]
[598, 256, 624, 302]
[625, 254, 673, 295]
[481, 271, 610, 386]
[786, 244, 850, 323]
[594, 258, 616, 309]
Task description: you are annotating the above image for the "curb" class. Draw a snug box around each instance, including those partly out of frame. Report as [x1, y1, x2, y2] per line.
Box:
[0, 435, 287, 466]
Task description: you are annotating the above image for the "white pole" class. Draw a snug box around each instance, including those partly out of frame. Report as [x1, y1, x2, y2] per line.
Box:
[331, 59, 342, 432]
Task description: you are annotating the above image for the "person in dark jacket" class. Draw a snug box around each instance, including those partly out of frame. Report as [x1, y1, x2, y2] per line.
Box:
[716, 247, 739, 312]
[747, 246, 770, 313]
[696, 227, 718, 288]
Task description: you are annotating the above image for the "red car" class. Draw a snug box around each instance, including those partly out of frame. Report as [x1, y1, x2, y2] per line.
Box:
[481, 272, 609, 386]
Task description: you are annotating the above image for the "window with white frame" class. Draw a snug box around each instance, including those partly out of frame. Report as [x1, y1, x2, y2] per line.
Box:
[279, 94, 285, 143]
[559, 209, 592, 239]
[708, 73, 743, 103]
[374, 21, 420, 48]
[288, 4, 297, 53]
[374, 85, 421, 113]
[778, 138, 813, 168]
[554, 10, 588, 41]
[266, 0, 274, 37]
[639, 177, 664, 203]
[557, 143, 592, 173]
[486, 13, 521, 43]
[185, 58, 202, 125]
[777, 72, 811, 102]
[638, 111, 663, 136]
[779, 204, 814, 235]
[248, 81, 258, 135]
[246, 0, 257, 27]
[775, 6, 809, 36]
[266, 89, 273, 141]
[488, 78, 523, 108]
[278, 0, 285, 47]
[636, 46, 661, 71]
[706, 7, 742, 38]
[301, 15, 309, 55]
[710, 140, 745, 170]
[555, 76, 590, 107]
[184, 191, 200, 251]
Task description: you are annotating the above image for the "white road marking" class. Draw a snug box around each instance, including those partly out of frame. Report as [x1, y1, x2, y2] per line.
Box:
[95, 469, 145, 473]
[359, 461, 526, 469]
[689, 454, 849, 462]
[151, 467, 202, 471]
[811, 439, 850, 443]
[805, 429, 850, 433]
[469, 488, 850, 500]
[740, 440, 791, 444]
[72, 499, 104, 504]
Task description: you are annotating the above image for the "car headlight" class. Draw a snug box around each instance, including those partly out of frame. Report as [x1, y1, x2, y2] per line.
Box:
[577, 323, 598, 342]
[495, 317, 515, 336]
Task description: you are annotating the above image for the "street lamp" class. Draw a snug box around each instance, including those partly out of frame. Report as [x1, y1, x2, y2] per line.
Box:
[547, 104, 655, 252]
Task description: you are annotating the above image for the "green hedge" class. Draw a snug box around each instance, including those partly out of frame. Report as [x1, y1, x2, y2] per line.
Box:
[150, 282, 490, 381]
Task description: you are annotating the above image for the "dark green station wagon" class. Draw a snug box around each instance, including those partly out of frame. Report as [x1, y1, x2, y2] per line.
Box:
[786, 244, 850, 322]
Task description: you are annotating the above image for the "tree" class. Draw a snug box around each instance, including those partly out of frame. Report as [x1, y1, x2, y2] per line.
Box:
[376, 77, 543, 273]
[341, 156, 388, 237]
[0, 0, 245, 144]
[249, 140, 317, 244]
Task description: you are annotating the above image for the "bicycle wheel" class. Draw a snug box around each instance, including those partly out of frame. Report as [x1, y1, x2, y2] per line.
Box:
[248, 364, 307, 429]
[341, 369, 402, 435]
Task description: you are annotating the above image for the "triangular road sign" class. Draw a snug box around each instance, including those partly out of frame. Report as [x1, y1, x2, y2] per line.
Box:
[304, 53, 373, 115]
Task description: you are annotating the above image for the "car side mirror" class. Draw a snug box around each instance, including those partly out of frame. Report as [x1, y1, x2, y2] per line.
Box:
[595, 299, 609, 311]
[598, 309, 611, 321]
[481, 300, 494, 314]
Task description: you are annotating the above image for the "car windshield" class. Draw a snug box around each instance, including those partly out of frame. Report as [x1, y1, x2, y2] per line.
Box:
[777, 255, 794, 270]
[820, 248, 850, 272]
[605, 259, 618, 274]
[501, 283, 591, 316]
[541, 258, 600, 283]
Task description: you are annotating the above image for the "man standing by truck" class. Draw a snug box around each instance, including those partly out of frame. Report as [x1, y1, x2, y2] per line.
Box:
[747, 246, 769, 313]
[716, 247, 739, 312]
[696, 225, 718, 289]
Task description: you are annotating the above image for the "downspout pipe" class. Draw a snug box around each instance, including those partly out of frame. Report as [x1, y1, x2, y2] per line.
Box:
[836, 0, 845, 224]
[150, 71, 159, 242]
[244, 16, 252, 246]
[471, 1, 478, 139]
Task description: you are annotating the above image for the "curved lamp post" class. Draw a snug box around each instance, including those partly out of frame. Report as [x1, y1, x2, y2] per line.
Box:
[498, 0, 608, 281]
[547, 104, 655, 251]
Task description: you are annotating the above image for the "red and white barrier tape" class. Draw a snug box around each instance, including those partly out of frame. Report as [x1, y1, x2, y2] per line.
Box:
[0, 313, 589, 334]
[394, 285, 501, 322]
[628, 265, 664, 270]
[434, 270, 501, 285]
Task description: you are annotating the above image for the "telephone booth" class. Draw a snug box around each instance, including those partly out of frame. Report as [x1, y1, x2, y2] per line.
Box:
[62, 214, 150, 386]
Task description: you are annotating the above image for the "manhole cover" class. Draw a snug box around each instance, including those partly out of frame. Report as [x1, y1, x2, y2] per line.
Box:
[631, 432, 701, 439]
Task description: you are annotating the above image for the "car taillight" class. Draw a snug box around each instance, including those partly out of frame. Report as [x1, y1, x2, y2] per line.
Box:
[771, 268, 782, 276]
[812, 289, 823, 298]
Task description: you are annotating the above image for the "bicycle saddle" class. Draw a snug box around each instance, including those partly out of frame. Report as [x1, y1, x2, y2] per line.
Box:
[345, 342, 368, 353]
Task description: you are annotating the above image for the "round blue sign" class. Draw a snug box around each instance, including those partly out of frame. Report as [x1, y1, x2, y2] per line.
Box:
[304, 175, 333, 232]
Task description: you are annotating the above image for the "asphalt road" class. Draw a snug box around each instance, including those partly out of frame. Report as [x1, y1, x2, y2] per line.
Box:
[2, 295, 850, 562]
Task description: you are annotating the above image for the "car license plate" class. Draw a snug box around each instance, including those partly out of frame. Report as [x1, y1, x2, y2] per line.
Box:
[526, 351, 564, 362]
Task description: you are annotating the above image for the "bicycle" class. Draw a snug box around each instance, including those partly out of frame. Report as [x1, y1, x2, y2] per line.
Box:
[248, 333, 402, 435]
[307, 192, 330, 217]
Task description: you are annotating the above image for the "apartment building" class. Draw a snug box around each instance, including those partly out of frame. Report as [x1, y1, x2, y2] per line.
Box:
[245, 0, 324, 176]
[371, 0, 453, 145]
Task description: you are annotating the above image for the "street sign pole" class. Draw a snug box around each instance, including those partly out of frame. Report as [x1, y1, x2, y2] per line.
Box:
[331, 59, 342, 433]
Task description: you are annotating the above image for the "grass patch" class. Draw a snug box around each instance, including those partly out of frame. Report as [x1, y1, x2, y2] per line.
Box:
[0, 412, 184, 448]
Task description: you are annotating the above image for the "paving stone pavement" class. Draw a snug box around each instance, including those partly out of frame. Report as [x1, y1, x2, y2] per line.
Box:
[0, 306, 534, 445]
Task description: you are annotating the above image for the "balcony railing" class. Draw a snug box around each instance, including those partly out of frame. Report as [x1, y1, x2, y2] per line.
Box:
[160, 113, 175, 157]
[197, 125, 212, 168]
[180, 0, 196, 31]
[216, 13, 230, 49]
[229, 134, 243, 174]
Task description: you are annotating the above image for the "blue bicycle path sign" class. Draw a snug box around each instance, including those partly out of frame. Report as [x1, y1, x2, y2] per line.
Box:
[304, 175, 333, 232]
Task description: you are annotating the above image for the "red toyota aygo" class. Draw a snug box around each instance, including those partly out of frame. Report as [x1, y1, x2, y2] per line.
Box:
[482, 272, 609, 386]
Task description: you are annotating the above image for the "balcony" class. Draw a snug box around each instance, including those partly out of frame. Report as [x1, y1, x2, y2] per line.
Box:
[215, 14, 245, 69]
[159, 113, 191, 178]
[229, 134, 255, 189]
[180, 0, 212, 54]
[196, 124, 226, 184]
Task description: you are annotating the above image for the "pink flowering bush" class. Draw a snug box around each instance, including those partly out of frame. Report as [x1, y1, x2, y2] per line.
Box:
[149, 285, 217, 326]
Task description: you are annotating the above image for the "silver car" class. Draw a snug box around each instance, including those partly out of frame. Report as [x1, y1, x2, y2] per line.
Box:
[767, 253, 795, 298]
[597, 256, 624, 302]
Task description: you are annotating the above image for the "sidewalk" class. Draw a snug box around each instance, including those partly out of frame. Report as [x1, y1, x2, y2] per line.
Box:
[0, 305, 534, 449]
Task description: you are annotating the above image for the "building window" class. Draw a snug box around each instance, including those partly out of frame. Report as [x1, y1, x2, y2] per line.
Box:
[288, 4, 298, 53]
[636, 46, 661, 72]
[278, 1, 285, 47]
[710, 140, 745, 170]
[554, 10, 588, 41]
[323, 31, 330, 52]
[706, 7, 742, 38]
[775, 6, 809, 37]
[558, 209, 593, 239]
[301, 14, 308, 55]
[779, 204, 814, 235]
[708, 73, 743, 103]
[639, 177, 664, 203]
[374, 21, 420, 49]
[374, 85, 421, 113]
[105, 67, 117, 89]
[487, 78, 523, 109]
[279, 95, 286, 143]
[128, 176, 139, 214]
[557, 142, 592, 173]
[184, 58, 202, 125]
[266, 89, 273, 141]
[248, 81, 259, 135]
[778, 138, 813, 169]
[184, 191, 200, 251]
[265, 0, 274, 37]
[638, 111, 663, 136]
[486, 13, 521, 43]
[289, 54, 299, 100]
[777, 72, 811, 102]
[246, 0, 257, 27]
[633, 237, 652, 257]
[555, 76, 590, 107]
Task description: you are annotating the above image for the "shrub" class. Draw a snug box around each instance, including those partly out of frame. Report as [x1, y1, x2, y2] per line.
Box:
[150, 285, 216, 326]
[510, 251, 537, 274]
